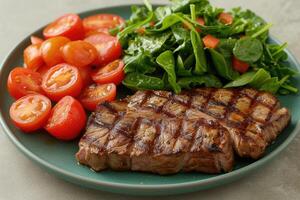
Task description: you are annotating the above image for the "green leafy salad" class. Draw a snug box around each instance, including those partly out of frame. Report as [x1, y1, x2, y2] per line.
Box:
[115, 0, 298, 95]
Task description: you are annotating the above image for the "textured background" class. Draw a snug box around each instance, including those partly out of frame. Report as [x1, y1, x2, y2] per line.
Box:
[0, 0, 299, 199]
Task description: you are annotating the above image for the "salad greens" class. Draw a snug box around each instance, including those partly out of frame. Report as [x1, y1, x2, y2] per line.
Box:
[118, 0, 298, 95]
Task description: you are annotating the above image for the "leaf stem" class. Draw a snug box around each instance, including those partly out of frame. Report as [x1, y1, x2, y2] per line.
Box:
[251, 23, 273, 38]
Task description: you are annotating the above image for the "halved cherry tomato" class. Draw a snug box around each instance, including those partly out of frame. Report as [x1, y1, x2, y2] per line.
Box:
[10, 94, 51, 132]
[84, 33, 122, 66]
[30, 36, 44, 45]
[45, 96, 86, 140]
[41, 36, 70, 67]
[24, 44, 44, 71]
[42, 63, 83, 101]
[62, 40, 98, 68]
[43, 14, 84, 40]
[232, 57, 250, 73]
[84, 28, 110, 37]
[7, 67, 44, 99]
[83, 14, 125, 34]
[37, 65, 50, 78]
[79, 66, 93, 86]
[91, 59, 124, 85]
[79, 83, 116, 111]
[219, 12, 233, 25]
[203, 34, 220, 49]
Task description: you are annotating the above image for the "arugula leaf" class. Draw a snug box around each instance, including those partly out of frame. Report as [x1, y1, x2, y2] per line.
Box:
[178, 75, 223, 89]
[156, 50, 181, 93]
[233, 37, 263, 63]
[191, 30, 207, 74]
[209, 48, 239, 80]
[123, 53, 156, 74]
[123, 73, 164, 90]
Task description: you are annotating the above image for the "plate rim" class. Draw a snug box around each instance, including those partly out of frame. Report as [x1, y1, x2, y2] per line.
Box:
[1, 5, 300, 191]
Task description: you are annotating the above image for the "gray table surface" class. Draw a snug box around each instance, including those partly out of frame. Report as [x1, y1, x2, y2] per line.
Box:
[0, 0, 299, 199]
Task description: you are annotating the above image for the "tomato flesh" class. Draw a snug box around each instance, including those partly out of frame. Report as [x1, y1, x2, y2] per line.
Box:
[41, 36, 70, 67]
[83, 14, 125, 34]
[24, 43, 44, 71]
[91, 59, 124, 85]
[203, 34, 220, 49]
[62, 40, 98, 68]
[232, 57, 250, 73]
[7, 67, 44, 99]
[30, 36, 44, 45]
[219, 12, 233, 25]
[43, 14, 84, 40]
[10, 94, 52, 132]
[84, 33, 122, 66]
[42, 63, 83, 101]
[45, 96, 86, 140]
[79, 83, 116, 111]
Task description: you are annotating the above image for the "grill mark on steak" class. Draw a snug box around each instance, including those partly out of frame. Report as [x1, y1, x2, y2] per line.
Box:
[76, 88, 290, 174]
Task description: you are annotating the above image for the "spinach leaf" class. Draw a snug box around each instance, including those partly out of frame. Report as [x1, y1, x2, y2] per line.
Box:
[170, 0, 209, 13]
[123, 73, 164, 90]
[128, 6, 149, 25]
[233, 37, 263, 63]
[224, 71, 255, 88]
[191, 30, 207, 74]
[177, 55, 192, 76]
[149, 14, 181, 32]
[156, 50, 181, 93]
[209, 48, 239, 80]
[178, 75, 223, 89]
[123, 53, 156, 74]
[143, 0, 152, 12]
[154, 6, 172, 21]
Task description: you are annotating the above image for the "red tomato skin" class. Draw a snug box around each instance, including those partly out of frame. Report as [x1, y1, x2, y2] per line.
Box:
[80, 83, 116, 111]
[43, 14, 84, 40]
[84, 33, 122, 66]
[219, 12, 233, 25]
[10, 94, 52, 132]
[203, 34, 220, 49]
[41, 36, 70, 67]
[79, 66, 93, 86]
[83, 14, 125, 33]
[61, 41, 98, 68]
[24, 44, 44, 71]
[91, 59, 125, 85]
[45, 96, 87, 140]
[41, 63, 83, 102]
[232, 57, 250, 73]
[7, 67, 44, 99]
[30, 36, 44, 45]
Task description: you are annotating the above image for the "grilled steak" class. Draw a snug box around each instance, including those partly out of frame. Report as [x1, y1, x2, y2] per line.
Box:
[76, 88, 291, 174]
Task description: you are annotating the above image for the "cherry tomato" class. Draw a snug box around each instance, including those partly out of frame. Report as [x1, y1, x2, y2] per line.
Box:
[37, 65, 50, 78]
[62, 40, 98, 68]
[79, 67, 93, 86]
[45, 96, 86, 140]
[43, 14, 84, 40]
[91, 59, 124, 85]
[84, 33, 122, 66]
[84, 28, 110, 37]
[218, 12, 233, 25]
[79, 83, 116, 111]
[40, 36, 70, 67]
[232, 57, 250, 73]
[83, 14, 125, 34]
[30, 36, 44, 45]
[24, 44, 44, 71]
[202, 34, 220, 49]
[10, 94, 51, 132]
[7, 67, 44, 99]
[42, 63, 83, 101]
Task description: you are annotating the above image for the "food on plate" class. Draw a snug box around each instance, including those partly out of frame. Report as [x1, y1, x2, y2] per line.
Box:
[79, 83, 117, 111]
[41, 63, 83, 101]
[23, 43, 44, 71]
[30, 36, 44, 45]
[76, 88, 290, 174]
[40, 36, 70, 67]
[10, 94, 52, 132]
[7, 67, 44, 99]
[119, 0, 298, 95]
[45, 96, 86, 140]
[43, 13, 84, 40]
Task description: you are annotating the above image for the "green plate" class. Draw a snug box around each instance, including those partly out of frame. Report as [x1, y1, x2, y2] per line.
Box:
[0, 5, 299, 196]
